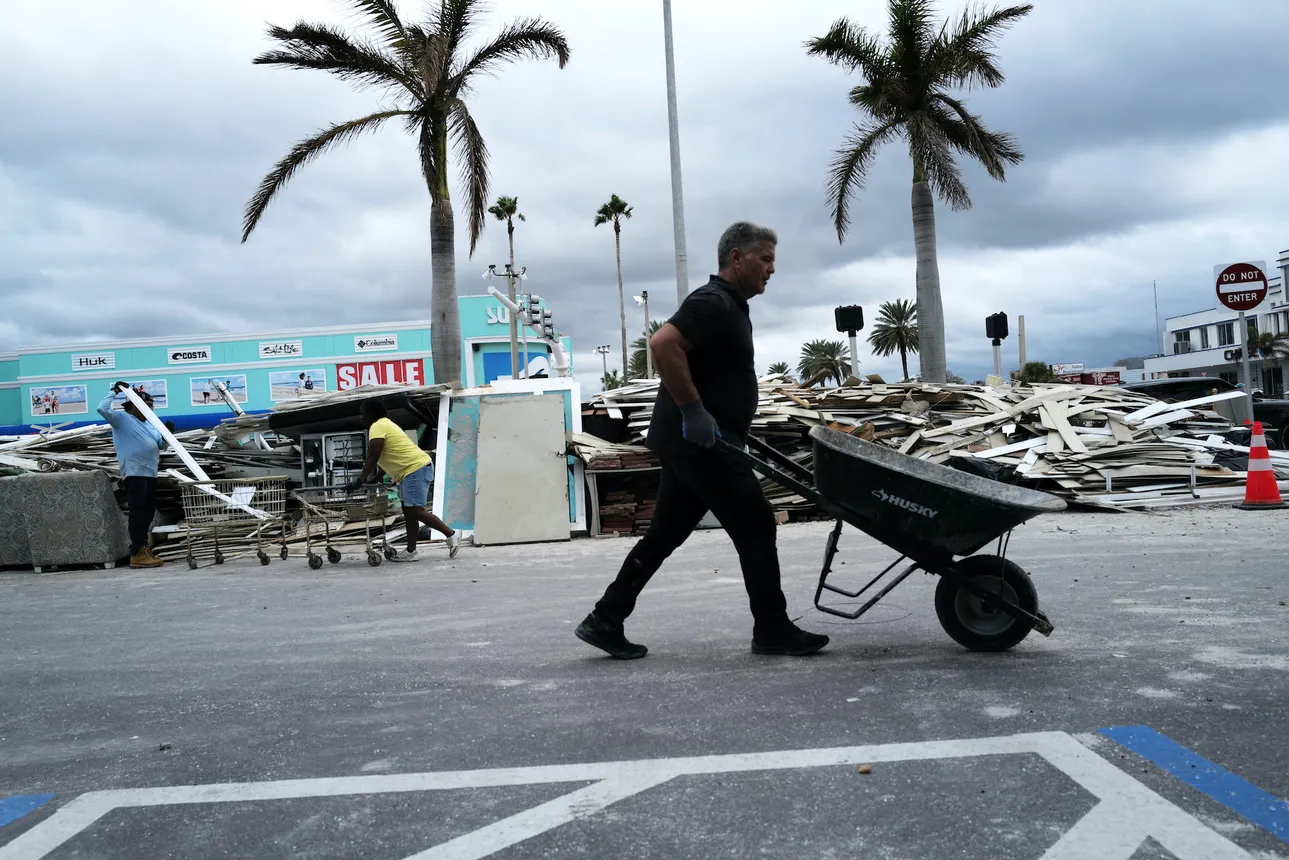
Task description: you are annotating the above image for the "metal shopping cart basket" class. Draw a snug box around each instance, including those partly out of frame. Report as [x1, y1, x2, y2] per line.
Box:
[179, 476, 290, 569]
[291, 484, 398, 568]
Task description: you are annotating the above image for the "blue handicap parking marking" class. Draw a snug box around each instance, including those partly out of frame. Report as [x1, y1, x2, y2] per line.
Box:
[0, 794, 55, 830]
[1100, 725, 1289, 845]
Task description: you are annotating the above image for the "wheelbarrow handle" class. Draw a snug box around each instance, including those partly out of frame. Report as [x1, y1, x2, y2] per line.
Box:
[715, 436, 832, 512]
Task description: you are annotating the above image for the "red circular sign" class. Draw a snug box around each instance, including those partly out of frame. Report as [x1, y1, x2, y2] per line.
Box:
[1216, 263, 1268, 311]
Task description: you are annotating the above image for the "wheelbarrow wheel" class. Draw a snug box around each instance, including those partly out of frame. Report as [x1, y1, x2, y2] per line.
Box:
[279, 547, 289, 561]
[308, 553, 324, 571]
[384, 546, 397, 561]
[258, 551, 269, 566]
[326, 547, 341, 565]
[934, 555, 1038, 652]
[367, 551, 382, 567]
[187, 556, 197, 571]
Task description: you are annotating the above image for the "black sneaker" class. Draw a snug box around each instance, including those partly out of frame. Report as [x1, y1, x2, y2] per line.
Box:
[751, 621, 829, 656]
[575, 612, 648, 660]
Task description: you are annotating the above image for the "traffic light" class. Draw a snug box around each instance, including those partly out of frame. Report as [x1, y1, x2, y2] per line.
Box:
[525, 295, 541, 326]
[540, 309, 554, 339]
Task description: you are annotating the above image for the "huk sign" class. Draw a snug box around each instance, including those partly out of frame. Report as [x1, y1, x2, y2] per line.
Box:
[335, 359, 427, 390]
[71, 352, 115, 372]
[1215, 261, 1269, 312]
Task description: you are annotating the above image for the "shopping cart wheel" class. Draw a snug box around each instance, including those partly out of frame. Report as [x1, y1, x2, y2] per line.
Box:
[214, 552, 225, 565]
[326, 547, 341, 565]
[258, 551, 269, 566]
[280, 547, 289, 561]
[367, 551, 382, 567]
[308, 553, 324, 570]
[384, 546, 397, 561]
[187, 556, 197, 570]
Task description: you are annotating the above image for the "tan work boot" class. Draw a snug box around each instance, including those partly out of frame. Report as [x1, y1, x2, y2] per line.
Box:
[130, 548, 163, 569]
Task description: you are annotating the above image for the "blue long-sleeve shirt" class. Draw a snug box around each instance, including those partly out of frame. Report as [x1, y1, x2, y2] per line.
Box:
[97, 392, 166, 478]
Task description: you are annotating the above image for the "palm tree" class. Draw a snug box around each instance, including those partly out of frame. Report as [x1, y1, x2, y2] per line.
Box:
[488, 194, 525, 373]
[806, 0, 1031, 384]
[240, 1, 570, 388]
[797, 339, 852, 387]
[601, 370, 623, 391]
[628, 320, 664, 380]
[595, 194, 633, 378]
[867, 298, 919, 381]
[767, 361, 793, 380]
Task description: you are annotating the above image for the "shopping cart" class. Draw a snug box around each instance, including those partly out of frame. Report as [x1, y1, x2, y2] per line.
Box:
[291, 484, 398, 568]
[178, 477, 290, 569]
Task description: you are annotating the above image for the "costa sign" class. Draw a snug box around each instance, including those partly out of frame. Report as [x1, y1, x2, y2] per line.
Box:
[1214, 261, 1269, 312]
[336, 359, 427, 390]
[167, 345, 212, 364]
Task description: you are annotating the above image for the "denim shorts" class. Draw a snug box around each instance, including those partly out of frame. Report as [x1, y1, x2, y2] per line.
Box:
[397, 462, 433, 508]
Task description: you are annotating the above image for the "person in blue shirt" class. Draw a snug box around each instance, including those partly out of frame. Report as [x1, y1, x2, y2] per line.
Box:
[98, 381, 167, 568]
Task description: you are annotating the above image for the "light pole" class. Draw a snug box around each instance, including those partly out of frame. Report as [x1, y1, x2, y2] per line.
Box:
[483, 263, 527, 376]
[986, 312, 1008, 383]
[633, 290, 652, 378]
[595, 344, 611, 385]
[662, 0, 689, 305]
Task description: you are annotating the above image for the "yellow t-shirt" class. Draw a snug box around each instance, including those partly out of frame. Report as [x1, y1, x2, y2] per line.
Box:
[368, 417, 431, 482]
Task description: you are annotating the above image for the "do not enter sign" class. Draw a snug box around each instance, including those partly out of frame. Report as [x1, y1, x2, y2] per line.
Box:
[1215, 261, 1269, 312]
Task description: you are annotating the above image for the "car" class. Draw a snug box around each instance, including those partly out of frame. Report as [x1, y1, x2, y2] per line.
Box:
[1120, 378, 1289, 448]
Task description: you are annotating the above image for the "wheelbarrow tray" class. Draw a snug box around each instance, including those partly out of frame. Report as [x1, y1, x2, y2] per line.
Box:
[810, 426, 1066, 561]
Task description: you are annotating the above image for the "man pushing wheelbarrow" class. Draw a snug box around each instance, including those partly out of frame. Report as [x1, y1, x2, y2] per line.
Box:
[576, 222, 830, 659]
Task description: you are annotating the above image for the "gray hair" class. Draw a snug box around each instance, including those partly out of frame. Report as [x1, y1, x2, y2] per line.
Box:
[716, 221, 777, 268]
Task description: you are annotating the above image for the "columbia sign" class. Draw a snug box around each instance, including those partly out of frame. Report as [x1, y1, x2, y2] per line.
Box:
[872, 488, 939, 519]
[354, 334, 398, 353]
[167, 346, 212, 364]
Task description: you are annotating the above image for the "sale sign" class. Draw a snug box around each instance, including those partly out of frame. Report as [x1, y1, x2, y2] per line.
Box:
[336, 359, 427, 390]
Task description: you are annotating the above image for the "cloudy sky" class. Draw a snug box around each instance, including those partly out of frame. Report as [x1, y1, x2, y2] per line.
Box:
[3, 0, 1288, 388]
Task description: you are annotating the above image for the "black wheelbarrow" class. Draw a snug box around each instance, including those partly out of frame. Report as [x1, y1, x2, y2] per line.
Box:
[723, 425, 1066, 651]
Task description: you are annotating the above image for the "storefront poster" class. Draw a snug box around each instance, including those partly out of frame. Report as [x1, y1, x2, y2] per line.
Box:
[190, 375, 248, 406]
[269, 368, 326, 400]
[30, 385, 89, 416]
[111, 380, 168, 410]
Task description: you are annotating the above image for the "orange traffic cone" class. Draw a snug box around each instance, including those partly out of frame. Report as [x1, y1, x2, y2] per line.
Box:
[1236, 421, 1287, 510]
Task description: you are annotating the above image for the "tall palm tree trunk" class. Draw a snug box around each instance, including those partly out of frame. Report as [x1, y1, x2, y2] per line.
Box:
[912, 177, 946, 383]
[899, 346, 909, 382]
[507, 223, 519, 377]
[430, 200, 463, 388]
[614, 224, 628, 378]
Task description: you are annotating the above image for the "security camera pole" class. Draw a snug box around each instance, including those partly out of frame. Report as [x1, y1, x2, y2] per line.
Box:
[634, 290, 652, 378]
[834, 305, 864, 380]
[986, 312, 1009, 381]
[595, 344, 611, 381]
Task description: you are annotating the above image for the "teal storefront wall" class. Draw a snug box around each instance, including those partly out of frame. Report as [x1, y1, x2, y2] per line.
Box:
[4, 295, 574, 433]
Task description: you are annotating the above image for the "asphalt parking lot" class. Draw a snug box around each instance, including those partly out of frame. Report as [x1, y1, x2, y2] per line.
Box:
[2, 506, 1287, 859]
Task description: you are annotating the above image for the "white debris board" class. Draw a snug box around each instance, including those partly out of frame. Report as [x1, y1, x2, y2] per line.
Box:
[473, 394, 571, 545]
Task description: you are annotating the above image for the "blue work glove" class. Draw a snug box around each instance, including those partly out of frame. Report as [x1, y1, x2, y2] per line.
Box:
[679, 400, 721, 449]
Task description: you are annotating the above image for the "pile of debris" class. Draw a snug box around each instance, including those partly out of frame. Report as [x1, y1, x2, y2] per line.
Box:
[577, 376, 1289, 513]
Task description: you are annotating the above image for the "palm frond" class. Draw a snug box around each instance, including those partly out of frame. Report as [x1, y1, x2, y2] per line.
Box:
[433, 0, 485, 69]
[448, 98, 490, 256]
[931, 94, 1023, 179]
[417, 119, 445, 200]
[887, 0, 937, 86]
[242, 109, 414, 242]
[350, 0, 406, 48]
[595, 194, 632, 226]
[931, 3, 1033, 89]
[825, 120, 901, 242]
[255, 22, 418, 96]
[804, 18, 887, 83]
[906, 114, 971, 210]
[453, 17, 570, 94]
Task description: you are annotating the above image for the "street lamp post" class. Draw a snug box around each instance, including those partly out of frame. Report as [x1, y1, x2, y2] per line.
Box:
[633, 290, 652, 378]
[662, 0, 689, 306]
[595, 344, 612, 385]
[483, 263, 527, 376]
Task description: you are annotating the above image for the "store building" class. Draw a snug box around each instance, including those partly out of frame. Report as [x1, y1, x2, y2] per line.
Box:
[1142, 252, 1289, 393]
[0, 294, 573, 435]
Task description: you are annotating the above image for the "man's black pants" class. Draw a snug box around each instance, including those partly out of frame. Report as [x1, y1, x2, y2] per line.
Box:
[121, 476, 157, 555]
[594, 445, 789, 633]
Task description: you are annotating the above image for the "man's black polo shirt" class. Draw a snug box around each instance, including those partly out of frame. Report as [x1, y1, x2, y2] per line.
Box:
[646, 275, 758, 456]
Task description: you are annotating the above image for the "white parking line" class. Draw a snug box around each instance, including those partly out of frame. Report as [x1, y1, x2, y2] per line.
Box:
[0, 732, 1251, 860]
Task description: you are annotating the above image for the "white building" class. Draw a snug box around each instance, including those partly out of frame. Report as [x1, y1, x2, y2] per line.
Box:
[1143, 251, 1289, 394]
